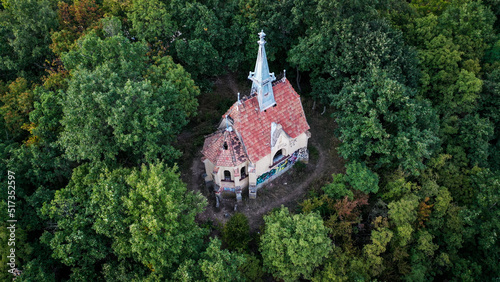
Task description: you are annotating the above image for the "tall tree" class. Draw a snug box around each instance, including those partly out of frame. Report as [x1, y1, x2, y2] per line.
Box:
[50, 0, 103, 56]
[40, 164, 112, 280]
[198, 238, 246, 281]
[289, 0, 419, 105]
[59, 19, 199, 165]
[42, 162, 208, 278]
[260, 206, 332, 281]
[222, 212, 251, 251]
[0, 77, 33, 140]
[123, 163, 207, 274]
[0, 0, 58, 80]
[332, 68, 439, 174]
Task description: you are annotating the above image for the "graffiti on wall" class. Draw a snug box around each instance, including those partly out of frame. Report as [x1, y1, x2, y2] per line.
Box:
[297, 147, 308, 160]
[256, 151, 299, 185]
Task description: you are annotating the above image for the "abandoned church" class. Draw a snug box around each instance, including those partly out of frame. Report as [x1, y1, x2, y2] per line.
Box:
[201, 30, 310, 201]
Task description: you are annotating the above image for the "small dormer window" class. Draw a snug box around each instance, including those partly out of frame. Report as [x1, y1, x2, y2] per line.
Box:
[223, 142, 228, 150]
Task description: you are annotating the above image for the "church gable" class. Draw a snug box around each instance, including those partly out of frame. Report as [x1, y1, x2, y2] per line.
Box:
[224, 78, 310, 163]
[201, 129, 248, 167]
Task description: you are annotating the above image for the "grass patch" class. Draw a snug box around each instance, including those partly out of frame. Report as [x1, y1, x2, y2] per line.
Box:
[308, 144, 319, 161]
[291, 161, 307, 182]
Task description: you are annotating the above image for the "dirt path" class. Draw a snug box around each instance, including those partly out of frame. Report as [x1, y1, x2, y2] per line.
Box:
[242, 139, 327, 229]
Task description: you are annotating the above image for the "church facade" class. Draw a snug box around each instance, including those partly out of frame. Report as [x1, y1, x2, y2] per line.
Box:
[201, 31, 310, 201]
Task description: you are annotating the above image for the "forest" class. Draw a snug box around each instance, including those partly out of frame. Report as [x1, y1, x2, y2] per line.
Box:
[0, 0, 499, 281]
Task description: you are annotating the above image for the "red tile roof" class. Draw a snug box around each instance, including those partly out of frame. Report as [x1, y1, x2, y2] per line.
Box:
[202, 129, 248, 167]
[202, 78, 309, 165]
[231, 78, 309, 162]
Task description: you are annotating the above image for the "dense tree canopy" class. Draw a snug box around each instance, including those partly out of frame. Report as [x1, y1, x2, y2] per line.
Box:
[332, 68, 439, 174]
[260, 206, 332, 281]
[0, 0, 58, 80]
[41, 162, 207, 278]
[1, 0, 498, 280]
[59, 21, 199, 165]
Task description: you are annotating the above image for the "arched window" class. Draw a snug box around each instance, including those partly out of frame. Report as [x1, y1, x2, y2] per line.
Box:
[240, 166, 247, 179]
[273, 149, 284, 163]
[223, 170, 231, 181]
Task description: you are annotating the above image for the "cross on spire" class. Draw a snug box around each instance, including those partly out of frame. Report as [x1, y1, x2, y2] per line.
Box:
[248, 30, 276, 111]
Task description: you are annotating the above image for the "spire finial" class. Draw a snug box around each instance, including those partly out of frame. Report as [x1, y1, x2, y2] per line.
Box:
[248, 30, 276, 111]
[258, 30, 266, 44]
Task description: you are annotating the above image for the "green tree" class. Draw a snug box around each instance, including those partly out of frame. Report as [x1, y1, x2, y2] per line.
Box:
[408, 14, 483, 116]
[405, 1, 496, 132]
[260, 206, 332, 281]
[332, 68, 439, 174]
[363, 220, 393, 277]
[289, 0, 419, 105]
[312, 245, 370, 281]
[388, 194, 419, 247]
[322, 173, 353, 199]
[127, 0, 175, 43]
[239, 253, 264, 282]
[40, 164, 112, 280]
[410, 0, 450, 16]
[0, 225, 32, 281]
[199, 238, 246, 282]
[456, 114, 494, 167]
[123, 163, 207, 274]
[101, 259, 150, 282]
[42, 162, 208, 278]
[344, 161, 379, 194]
[0, 0, 58, 79]
[479, 67, 500, 170]
[6, 87, 71, 191]
[0, 77, 33, 140]
[460, 169, 500, 280]
[59, 25, 199, 165]
[222, 212, 251, 251]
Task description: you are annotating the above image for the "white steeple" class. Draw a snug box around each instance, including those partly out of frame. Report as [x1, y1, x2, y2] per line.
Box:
[248, 30, 276, 111]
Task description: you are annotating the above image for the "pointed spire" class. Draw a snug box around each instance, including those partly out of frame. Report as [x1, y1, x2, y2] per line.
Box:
[248, 30, 276, 111]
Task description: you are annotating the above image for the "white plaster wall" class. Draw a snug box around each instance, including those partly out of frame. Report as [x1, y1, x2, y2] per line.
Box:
[254, 154, 272, 176]
[212, 162, 249, 188]
[291, 132, 309, 153]
[254, 131, 309, 178]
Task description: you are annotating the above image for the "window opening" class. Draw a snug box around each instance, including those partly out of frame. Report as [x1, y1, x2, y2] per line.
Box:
[224, 170, 231, 181]
[273, 149, 284, 164]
